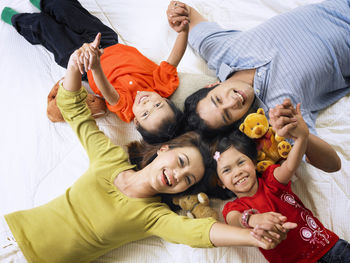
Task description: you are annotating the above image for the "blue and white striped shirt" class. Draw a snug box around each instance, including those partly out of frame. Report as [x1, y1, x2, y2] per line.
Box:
[189, 0, 350, 134]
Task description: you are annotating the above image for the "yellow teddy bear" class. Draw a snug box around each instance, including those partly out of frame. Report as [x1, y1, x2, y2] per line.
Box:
[239, 108, 292, 173]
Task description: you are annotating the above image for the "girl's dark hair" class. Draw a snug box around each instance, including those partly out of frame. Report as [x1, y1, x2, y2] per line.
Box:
[211, 130, 258, 199]
[183, 85, 235, 138]
[215, 130, 258, 163]
[136, 99, 185, 144]
[127, 131, 217, 209]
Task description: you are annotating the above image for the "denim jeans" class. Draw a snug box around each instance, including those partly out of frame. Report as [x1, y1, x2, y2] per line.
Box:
[318, 239, 350, 263]
[11, 0, 118, 68]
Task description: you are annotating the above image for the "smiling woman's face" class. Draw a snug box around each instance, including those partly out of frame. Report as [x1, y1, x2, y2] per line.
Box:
[149, 145, 205, 194]
[196, 80, 255, 129]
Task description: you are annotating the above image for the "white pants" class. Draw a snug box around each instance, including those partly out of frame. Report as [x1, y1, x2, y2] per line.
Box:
[0, 216, 27, 263]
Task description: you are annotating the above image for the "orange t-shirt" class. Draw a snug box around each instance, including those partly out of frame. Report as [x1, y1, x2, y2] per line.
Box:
[87, 44, 179, 122]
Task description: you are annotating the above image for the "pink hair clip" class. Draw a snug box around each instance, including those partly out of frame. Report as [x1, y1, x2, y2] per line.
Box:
[213, 151, 221, 162]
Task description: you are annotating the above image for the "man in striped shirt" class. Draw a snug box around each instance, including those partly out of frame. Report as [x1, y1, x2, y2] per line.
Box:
[168, 0, 348, 172]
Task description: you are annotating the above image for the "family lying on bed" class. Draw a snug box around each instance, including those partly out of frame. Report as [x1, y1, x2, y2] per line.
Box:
[1, 0, 350, 262]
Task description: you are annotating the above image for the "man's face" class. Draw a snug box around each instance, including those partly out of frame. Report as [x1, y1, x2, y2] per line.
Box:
[196, 80, 255, 129]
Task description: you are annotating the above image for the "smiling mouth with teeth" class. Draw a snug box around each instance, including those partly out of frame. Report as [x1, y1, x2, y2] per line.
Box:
[233, 90, 245, 105]
[235, 177, 248, 185]
[162, 169, 173, 186]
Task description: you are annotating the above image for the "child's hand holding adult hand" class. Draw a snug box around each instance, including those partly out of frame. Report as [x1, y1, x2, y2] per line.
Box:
[250, 221, 297, 250]
[249, 212, 287, 229]
[286, 103, 309, 140]
[269, 98, 297, 138]
[78, 33, 104, 73]
[167, 1, 190, 33]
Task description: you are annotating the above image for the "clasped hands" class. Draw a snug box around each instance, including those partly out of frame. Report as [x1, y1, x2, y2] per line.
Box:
[68, 33, 104, 74]
[167, 1, 190, 33]
[249, 212, 297, 250]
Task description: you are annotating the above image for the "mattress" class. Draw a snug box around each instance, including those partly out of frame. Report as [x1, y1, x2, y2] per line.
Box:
[0, 0, 349, 262]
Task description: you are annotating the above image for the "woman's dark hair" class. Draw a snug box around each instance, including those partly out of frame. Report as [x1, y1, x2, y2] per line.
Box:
[136, 99, 185, 144]
[183, 85, 235, 138]
[210, 130, 258, 199]
[127, 131, 217, 209]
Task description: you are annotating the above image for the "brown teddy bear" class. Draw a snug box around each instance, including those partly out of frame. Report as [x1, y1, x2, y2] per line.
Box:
[239, 108, 292, 173]
[47, 79, 107, 122]
[172, 192, 219, 220]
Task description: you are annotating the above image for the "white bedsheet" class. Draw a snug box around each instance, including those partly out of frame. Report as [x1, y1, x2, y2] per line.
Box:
[0, 0, 349, 262]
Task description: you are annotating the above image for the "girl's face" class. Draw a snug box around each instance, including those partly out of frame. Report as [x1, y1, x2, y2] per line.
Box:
[216, 146, 258, 198]
[150, 145, 205, 194]
[133, 91, 174, 132]
[196, 80, 255, 129]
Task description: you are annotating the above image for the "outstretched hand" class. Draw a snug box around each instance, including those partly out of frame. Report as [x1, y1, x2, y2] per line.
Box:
[167, 1, 190, 33]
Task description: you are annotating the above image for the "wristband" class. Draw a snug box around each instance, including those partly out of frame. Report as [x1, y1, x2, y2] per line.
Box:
[241, 209, 259, 228]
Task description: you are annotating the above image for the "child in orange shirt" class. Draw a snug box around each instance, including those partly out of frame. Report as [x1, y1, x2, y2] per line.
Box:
[1, 0, 189, 143]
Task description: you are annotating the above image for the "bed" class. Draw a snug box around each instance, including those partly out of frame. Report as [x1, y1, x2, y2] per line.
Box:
[0, 0, 349, 262]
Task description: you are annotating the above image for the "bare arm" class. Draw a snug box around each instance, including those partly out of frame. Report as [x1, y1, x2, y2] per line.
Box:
[225, 210, 291, 242]
[166, 29, 189, 67]
[91, 65, 119, 105]
[305, 133, 341, 172]
[269, 98, 341, 172]
[273, 104, 309, 184]
[209, 221, 296, 249]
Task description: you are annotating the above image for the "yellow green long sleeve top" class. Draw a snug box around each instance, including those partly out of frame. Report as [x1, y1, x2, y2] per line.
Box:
[5, 85, 216, 263]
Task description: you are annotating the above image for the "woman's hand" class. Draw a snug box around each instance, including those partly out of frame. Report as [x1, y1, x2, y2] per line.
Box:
[167, 1, 190, 33]
[251, 222, 297, 250]
[71, 33, 104, 74]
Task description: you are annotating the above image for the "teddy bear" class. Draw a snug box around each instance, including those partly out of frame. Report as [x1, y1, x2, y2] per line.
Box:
[172, 192, 219, 220]
[47, 79, 107, 122]
[239, 108, 292, 173]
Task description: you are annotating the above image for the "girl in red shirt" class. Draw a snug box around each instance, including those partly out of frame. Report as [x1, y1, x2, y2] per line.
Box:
[213, 104, 350, 263]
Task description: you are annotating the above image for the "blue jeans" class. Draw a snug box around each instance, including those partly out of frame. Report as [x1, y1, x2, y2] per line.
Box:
[318, 239, 350, 263]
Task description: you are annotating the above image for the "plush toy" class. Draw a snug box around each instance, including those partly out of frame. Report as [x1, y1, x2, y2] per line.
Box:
[239, 108, 292, 173]
[47, 79, 107, 122]
[172, 192, 219, 220]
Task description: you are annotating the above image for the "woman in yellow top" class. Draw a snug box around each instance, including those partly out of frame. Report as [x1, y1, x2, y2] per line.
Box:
[1, 34, 296, 263]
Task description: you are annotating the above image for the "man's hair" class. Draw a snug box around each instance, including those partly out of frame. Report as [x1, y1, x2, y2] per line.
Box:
[183, 85, 234, 138]
[136, 100, 185, 144]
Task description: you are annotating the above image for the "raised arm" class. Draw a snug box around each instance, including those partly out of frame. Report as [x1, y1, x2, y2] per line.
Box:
[166, 29, 189, 68]
[58, 34, 125, 163]
[273, 104, 309, 184]
[166, 2, 189, 68]
[79, 34, 120, 106]
[269, 99, 341, 172]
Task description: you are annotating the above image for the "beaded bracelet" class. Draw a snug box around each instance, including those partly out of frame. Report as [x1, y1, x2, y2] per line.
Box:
[241, 209, 259, 228]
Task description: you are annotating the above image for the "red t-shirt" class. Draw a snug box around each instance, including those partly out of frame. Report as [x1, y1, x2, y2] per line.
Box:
[222, 164, 338, 263]
[87, 44, 179, 122]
